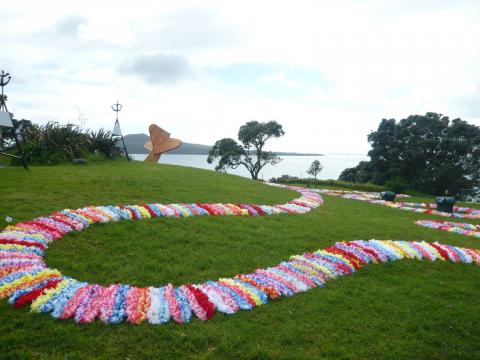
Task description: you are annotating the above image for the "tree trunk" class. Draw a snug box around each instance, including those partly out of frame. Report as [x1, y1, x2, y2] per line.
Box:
[249, 168, 260, 180]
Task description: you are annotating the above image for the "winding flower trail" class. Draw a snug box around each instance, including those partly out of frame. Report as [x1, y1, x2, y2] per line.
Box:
[318, 189, 480, 220]
[319, 189, 480, 239]
[416, 220, 480, 238]
[1, 185, 479, 325]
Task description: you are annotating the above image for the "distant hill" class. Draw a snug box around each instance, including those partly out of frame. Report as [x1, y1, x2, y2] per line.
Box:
[123, 134, 212, 155]
[123, 133, 322, 156]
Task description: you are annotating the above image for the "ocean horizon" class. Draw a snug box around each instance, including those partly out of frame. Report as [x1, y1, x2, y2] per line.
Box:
[130, 153, 368, 180]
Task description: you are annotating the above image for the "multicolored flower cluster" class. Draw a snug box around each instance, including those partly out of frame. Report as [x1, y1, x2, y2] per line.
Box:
[416, 220, 480, 238]
[2, 184, 479, 325]
[319, 189, 480, 220]
[317, 189, 411, 201]
[0, 185, 321, 324]
[1, 233, 478, 325]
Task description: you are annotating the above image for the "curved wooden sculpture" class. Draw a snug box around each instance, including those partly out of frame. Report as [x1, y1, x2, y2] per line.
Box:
[144, 124, 182, 163]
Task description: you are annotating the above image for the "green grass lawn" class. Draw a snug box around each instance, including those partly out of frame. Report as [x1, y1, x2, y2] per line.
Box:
[1, 161, 479, 359]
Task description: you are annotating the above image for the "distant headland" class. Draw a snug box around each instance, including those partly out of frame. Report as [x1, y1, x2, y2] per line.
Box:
[123, 133, 323, 156]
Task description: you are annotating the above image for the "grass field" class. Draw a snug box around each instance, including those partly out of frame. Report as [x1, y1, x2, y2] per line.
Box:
[1, 161, 479, 359]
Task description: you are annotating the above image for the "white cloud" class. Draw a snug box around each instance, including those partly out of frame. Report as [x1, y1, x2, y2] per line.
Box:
[120, 53, 195, 85]
[1, 0, 479, 154]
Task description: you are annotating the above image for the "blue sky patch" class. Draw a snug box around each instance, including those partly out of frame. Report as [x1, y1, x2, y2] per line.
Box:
[206, 63, 331, 98]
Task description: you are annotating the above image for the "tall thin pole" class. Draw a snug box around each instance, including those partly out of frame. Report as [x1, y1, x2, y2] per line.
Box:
[0, 71, 7, 104]
[0, 70, 28, 170]
[111, 100, 130, 161]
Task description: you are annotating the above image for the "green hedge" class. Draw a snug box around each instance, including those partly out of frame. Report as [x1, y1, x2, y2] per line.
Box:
[270, 175, 386, 192]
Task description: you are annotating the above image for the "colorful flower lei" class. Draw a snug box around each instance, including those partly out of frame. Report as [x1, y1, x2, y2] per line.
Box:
[319, 190, 480, 220]
[1, 185, 479, 325]
[317, 189, 411, 201]
[1, 235, 478, 325]
[416, 220, 480, 238]
[0, 185, 319, 324]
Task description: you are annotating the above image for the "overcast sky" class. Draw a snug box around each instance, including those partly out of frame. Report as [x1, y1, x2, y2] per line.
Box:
[1, 0, 479, 153]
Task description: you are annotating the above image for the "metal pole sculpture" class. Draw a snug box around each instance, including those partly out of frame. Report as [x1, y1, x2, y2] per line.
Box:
[111, 100, 130, 161]
[0, 70, 28, 170]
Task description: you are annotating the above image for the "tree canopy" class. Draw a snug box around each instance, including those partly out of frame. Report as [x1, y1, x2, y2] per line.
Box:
[207, 120, 285, 179]
[307, 159, 323, 179]
[339, 112, 480, 195]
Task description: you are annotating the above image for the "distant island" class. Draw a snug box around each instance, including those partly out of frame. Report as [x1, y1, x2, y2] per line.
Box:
[123, 133, 323, 156]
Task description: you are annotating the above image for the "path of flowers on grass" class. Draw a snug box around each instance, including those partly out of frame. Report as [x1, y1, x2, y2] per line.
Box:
[1, 185, 479, 325]
[416, 220, 480, 238]
[320, 189, 480, 239]
[316, 189, 411, 201]
[318, 189, 480, 220]
[0, 185, 321, 324]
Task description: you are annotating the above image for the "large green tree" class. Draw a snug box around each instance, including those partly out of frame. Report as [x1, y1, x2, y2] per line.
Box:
[207, 120, 285, 179]
[339, 112, 480, 195]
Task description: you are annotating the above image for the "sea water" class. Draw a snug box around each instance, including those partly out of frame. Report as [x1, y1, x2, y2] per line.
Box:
[130, 153, 367, 180]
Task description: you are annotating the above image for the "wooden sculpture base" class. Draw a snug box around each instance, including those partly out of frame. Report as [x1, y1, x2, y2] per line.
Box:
[145, 152, 161, 163]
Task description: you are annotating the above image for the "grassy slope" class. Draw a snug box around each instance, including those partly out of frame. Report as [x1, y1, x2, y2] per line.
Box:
[0, 161, 479, 360]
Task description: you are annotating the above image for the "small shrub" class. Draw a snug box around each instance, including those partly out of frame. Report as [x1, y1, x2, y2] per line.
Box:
[270, 174, 301, 184]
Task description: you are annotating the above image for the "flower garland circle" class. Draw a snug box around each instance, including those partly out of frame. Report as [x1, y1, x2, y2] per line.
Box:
[1, 184, 323, 324]
[1, 185, 480, 325]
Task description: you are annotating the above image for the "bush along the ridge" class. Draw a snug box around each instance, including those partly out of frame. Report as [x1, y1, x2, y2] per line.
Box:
[7, 122, 122, 165]
[269, 175, 386, 192]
